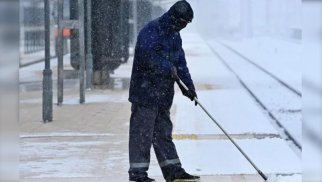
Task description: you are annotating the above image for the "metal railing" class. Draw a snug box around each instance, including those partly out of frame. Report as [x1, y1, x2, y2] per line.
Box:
[24, 28, 45, 54]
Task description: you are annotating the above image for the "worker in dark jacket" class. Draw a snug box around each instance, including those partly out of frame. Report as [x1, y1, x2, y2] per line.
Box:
[128, 1, 200, 182]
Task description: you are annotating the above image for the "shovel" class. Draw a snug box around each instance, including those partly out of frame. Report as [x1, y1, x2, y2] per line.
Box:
[176, 77, 282, 182]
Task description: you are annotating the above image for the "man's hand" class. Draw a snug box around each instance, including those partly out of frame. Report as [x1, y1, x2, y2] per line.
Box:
[171, 66, 180, 81]
[177, 83, 198, 106]
[185, 88, 198, 106]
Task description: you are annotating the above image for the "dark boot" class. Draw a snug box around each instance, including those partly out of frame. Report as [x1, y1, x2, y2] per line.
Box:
[168, 172, 200, 182]
[130, 176, 156, 182]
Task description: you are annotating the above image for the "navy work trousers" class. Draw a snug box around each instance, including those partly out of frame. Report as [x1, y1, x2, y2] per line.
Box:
[128, 104, 185, 180]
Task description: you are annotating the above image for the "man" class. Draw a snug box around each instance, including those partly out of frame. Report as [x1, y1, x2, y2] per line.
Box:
[128, 1, 199, 182]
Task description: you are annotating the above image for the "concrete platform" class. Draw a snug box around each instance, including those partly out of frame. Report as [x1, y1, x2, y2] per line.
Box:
[20, 174, 264, 182]
[19, 30, 301, 182]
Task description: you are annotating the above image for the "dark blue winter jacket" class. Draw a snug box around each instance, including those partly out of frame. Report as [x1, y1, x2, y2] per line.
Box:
[128, 12, 195, 109]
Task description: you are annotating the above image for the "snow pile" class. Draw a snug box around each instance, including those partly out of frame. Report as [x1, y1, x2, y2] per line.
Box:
[266, 175, 283, 182]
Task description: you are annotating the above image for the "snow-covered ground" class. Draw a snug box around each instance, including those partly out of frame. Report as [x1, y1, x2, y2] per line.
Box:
[207, 40, 301, 149]
[19, 54, 71, 84]
[18, 1, 308, 181]
[169, 28, 301, 180]
[19, 24, 302, 182]
[302, 0, 322, 181]
[220, 38, 301, 93]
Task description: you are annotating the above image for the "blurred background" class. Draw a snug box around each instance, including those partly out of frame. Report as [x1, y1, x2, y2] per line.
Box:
[0, 0, 321, 181]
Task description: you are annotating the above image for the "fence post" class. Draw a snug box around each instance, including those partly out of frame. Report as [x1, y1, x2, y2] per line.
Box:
[42, 0, 53, 122]
[78, 0, 85, 103]
[57, 0, 64, 105]
[85, 0, 93, 89]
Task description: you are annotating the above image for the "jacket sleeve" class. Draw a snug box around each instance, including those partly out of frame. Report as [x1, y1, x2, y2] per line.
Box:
[176, 47, 195, 90]
[136, 29, 173, 76]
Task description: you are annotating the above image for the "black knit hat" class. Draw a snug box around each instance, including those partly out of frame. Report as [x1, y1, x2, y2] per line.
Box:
[168, 0, 194, 22]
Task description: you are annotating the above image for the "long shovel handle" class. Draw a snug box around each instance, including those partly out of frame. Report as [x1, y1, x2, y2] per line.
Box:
[176, 79, 268, 181]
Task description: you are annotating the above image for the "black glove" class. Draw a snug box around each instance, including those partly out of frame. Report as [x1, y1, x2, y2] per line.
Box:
[171, 66, 180, 81]
[178, 83, 198, 106]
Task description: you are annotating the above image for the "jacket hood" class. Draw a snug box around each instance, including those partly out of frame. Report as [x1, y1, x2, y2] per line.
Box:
[168, 0, 193, 22]
[158, 1, 194, 33]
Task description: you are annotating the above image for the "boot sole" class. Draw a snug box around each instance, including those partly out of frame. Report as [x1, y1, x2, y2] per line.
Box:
[129, 179, 155, 182]
[169, 179, 200, 182]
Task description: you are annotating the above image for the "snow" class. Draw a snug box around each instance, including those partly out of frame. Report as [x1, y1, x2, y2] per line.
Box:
[221, 38, 301, 93]
[110, 28, 300, 181]
[175, 138, 300, 175]
[20, 132, 115, 138]
[302, 1, 322, 181]
[18, 1, 307, 181]
[19, 54, 71, 83]
[19, 32, 303, 182]
[20, 94, 128, 105]
[21, 28, 303, 181]
[266, 175, 302, 182]
[174, 90, 278, 135]
[20, 50, 45, 67]
[174, 28, 301, 180]
[148, 139, 301, 181]
[20, 139, 110, 178]
[205, 40, 302, 147]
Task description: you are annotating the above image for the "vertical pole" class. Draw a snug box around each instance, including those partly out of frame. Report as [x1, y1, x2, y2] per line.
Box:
[57, 0, 64, 105]
[132, 0, 137, 46]
[78, 0, 85, 103]
[85, 0, 93, 89]
[43, 0, 53, 122]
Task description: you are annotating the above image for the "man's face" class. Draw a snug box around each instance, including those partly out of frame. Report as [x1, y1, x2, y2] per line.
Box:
[172, 16, 191, 32]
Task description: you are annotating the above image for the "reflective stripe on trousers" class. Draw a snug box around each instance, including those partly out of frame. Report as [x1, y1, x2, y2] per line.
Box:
[130, 162, 150, 168]
[159, 158, 181, 168]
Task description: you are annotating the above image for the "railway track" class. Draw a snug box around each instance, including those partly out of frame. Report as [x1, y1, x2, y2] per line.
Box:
[220, 43, 301, 97]
[206, 42, 302, 151]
